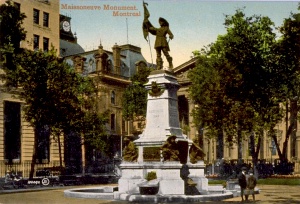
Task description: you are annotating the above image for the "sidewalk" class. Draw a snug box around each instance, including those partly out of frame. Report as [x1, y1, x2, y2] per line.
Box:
[223, 184, 300, 203]
[0, 184, 299, 203]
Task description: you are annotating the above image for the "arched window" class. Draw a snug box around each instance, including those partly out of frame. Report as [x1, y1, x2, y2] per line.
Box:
[111, 91, 116, 105]
[106, 59, 112, 73]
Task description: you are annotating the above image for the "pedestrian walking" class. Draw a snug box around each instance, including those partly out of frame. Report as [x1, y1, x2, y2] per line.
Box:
[246, 170, 257, 201]
[238, 166, 247, 202]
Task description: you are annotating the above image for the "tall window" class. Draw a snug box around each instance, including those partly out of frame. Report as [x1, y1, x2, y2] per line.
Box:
[43, 37, 49, 52]
[111, 91, 116, 105]
[34, 35, 39, 50]
[248, 137, 254, 156]
[122, 119, 126, 132]
[35, 125, 50, 164]
[4, 101, 21, 163]
[111, 114, 116, 131]
[271, 139, 276, 155]
[33, 9, 39, 24]
[43, 12, 49, 27]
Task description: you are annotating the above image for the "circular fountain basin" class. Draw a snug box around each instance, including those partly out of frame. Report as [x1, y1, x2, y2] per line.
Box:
[64, 186, 117, 200]
[64, 185, 233, 202]
[120, 192, 233, 203]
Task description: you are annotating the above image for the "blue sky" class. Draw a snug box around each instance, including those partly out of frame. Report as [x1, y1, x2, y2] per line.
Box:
[60, 0, 299, 67]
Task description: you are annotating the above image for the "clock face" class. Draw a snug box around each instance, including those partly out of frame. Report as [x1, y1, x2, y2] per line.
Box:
[62, 21, 70, 32]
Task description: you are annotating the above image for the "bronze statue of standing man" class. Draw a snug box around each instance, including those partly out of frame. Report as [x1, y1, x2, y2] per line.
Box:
[143, 1, 174, 70]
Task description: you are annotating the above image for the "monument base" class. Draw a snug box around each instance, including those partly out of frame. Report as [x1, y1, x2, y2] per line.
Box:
[118, 162, 185, 195]
[187, 161, 208, 193]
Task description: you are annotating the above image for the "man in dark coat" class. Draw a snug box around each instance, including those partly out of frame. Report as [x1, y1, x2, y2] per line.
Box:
[143, 2, 174, 70]
[247, 170, 257, 201]
[238, 167, 247, 201]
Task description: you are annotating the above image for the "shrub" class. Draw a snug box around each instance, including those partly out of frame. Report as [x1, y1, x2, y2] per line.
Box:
[146, 171, 157, 181]
[207, 178, 300, 185]
[257, 178, 300, 185]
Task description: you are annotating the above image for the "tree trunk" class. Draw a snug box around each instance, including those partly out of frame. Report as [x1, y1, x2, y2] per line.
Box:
[274, 100, 297, 162]
[251, 129, 262, 178]
[30, 125, 41, 179]
[217, 128, 224, 159]
[283, 100, 297, 160]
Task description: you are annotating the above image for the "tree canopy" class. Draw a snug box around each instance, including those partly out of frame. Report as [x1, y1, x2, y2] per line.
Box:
[189, 6, 300, 165]
[0, 1, 26, 87]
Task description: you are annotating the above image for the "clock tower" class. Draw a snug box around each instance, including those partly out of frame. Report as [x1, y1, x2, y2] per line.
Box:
[60, 15, 76, 42]
[59, 14, 85, 57]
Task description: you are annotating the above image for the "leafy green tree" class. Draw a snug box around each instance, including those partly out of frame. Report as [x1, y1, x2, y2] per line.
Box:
[13, 48, 110, 176]
[220, 10, 281, 166]
[189, 9, 282, 172]
[0, 0, 26, 87]
[273, 5, 300, 161]
[14, 48, 104, 177]
[122, 64, 151, 132]
[0, 1, 26, 51]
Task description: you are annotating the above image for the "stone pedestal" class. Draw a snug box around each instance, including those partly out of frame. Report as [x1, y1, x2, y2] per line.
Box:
[118, 70, 206, 196]
[118, 163, 145, 194]
[187, 161, 208, 193]
[134, 70, 185, 148]
[118, 162, 184, 195]
[158, 162, 185, 194]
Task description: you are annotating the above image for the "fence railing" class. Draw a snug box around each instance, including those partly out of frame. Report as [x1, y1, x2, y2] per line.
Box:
[205, 159, 296, 178]
[0, 160, 61, 178]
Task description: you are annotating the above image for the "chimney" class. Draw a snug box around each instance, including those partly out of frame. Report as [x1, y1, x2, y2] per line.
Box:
[112, 43, 121, 75]
[94, 43, 106, 72]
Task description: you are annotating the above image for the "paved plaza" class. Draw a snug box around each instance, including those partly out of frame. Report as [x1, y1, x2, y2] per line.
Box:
[0, 184, 299, 204]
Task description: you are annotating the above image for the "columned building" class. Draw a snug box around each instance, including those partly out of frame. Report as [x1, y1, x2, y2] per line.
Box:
[174, 57, 300, 174]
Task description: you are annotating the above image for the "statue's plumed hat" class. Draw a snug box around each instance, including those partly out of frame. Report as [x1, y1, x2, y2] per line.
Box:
[159, 17, 169, 26]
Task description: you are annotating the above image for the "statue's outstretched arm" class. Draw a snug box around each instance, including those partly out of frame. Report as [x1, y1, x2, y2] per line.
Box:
[149, 26, 158, 35]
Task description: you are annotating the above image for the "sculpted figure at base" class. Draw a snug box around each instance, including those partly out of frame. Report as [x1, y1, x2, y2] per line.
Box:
[162, 135, 180, 161]
[189, 142, 206, 164]
[180, 164, 200, 195]
[143, 1, 174, 70]
[123, 137, 138, 162]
